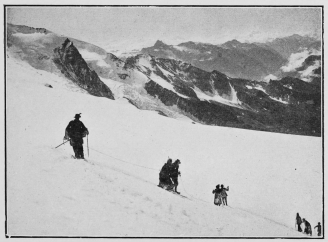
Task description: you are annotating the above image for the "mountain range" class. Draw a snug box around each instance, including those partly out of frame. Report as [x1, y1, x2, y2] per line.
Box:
[141, 34, 321, 82]
[6, 23, 322, 136]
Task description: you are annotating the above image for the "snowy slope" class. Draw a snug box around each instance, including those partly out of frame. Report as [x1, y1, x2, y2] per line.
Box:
[6, 55, 322, 237]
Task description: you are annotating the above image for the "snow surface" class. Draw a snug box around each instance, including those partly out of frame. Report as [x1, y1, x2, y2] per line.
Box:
[136, 56, 190, 99]
[263, 74, 278, 82]
[157, 65, 174, 77]
[269, 96, 289, 104]
[79, 49, 110, 67]
[6, 55, 322, 237]
[173, 45, 188, 52]
[252, 85, 289, 104]
[149, 73, 190, 99]
[192, 84, 244, 109]
[12, 32, 48, 41]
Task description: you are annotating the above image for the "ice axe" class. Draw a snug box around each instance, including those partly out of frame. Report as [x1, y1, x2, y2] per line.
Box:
[55, 139, 70, 149]
[87, 134, 89, 157]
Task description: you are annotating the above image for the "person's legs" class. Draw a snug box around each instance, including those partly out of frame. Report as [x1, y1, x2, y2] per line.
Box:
[73, 146, 79, 158]
[172, 177, 179, 192]
[79, 145, 84, 159]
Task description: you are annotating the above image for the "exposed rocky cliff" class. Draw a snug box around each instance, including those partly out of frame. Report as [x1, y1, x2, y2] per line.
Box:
[53, 39, 114, 99]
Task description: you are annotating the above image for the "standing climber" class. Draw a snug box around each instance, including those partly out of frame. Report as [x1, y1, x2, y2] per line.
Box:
[159, 159, 173, 188]
[314, 222, 321, 236]
[303, 218, 312, 236]
[221, 184, 229, 206]
[295, 213, 303, 232]
[170, 159, 181, 193]
[212, 184, 222, 206]
[64, 113, 89, 159]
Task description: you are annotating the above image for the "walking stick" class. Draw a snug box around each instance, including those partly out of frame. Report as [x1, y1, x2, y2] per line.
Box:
[55, 139, 70, 149]
[87, 134, 89, 157]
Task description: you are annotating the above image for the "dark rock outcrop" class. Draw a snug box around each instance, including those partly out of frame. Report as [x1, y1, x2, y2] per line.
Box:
[145, 80, 240, 126]
[53, 39, 114, 99]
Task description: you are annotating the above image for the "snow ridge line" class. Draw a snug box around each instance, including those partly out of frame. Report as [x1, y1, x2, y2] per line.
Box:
[88, 146, 159, 171]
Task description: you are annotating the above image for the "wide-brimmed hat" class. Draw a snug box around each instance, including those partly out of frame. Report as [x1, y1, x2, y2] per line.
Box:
[74, 113, 81, 119]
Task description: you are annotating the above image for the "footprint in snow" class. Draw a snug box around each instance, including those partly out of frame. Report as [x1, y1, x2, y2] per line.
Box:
[182, 210, 189, 217]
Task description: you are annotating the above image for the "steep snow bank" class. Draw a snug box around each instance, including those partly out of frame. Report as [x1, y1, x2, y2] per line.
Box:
[6, 56, 322, 237]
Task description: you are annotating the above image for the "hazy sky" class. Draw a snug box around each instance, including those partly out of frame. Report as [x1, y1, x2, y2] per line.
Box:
[7, 7, 322, 51]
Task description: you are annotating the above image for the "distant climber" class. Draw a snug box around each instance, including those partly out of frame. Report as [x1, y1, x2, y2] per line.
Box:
[221, 184, 229, 206]
[64, 113, 89, 159]
[314, 222, 321, 236]
[212, 184, 222, 206]
[159, 159, 173, 188]
[295, 213, 302, 232]
[169, 159, 181, 194]
[303, 218, 312, 236]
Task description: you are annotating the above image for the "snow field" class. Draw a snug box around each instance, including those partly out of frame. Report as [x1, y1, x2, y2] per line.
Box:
[6, 56, 322, 237]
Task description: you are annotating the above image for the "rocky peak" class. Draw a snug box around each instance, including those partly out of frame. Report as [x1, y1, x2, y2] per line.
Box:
[222, 39, 242, 48]
[53, 40, 114, 99]
[154, 40, 168, 48]
[62, 38, 73, 49]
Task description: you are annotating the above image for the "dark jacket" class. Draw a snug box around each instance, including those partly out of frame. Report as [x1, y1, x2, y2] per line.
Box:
[160, 163, 171, 178]
[212, 188, 222, 194]
[66, 119, 88, 144]
[314, 224, 321, 234]
[296, 215, 302, 225]
[221, 186, 229, 197]
[304, 220, 312, 234]
[170, 164, 180, 178]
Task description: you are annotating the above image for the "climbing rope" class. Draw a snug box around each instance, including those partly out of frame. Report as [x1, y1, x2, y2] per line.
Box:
[87, 146, 212, 204]
[88, 146, 159, 171]
[179, 176, 211, 204]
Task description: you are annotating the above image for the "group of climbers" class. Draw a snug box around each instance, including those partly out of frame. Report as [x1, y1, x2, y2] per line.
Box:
[295, 212, 321, 237]
[62, 114, 321, 237]
[158, 158, 181, 193]
[212, 184, 229, 206]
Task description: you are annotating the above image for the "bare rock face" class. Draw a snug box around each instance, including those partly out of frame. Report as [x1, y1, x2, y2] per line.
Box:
[53, 39, 114, 100]
[144, 80, 240, 126]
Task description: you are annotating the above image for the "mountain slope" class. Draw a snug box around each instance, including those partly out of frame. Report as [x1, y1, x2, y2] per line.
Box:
[6, 55, 322, 237]
[7, 23, 114, 99]
[6, 23, 321, 136]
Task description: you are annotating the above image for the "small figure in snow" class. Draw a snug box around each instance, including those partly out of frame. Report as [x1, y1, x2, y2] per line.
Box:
[302, 218, 312, 236]
[159, 159, 173, 188]
[212, 184, 222, 206]
[295, 213, 302, 232]
[314, 222, 321, 236]
[220, 184, 229, 206]
[170, 159, 181, 193]
[64, 113, 89, 159]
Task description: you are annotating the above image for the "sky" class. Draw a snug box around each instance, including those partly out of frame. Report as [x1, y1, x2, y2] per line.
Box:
[7, 6, 322, 52]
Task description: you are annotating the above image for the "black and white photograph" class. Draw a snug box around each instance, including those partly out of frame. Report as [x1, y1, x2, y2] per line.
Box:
[4, 3, 324, 238]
